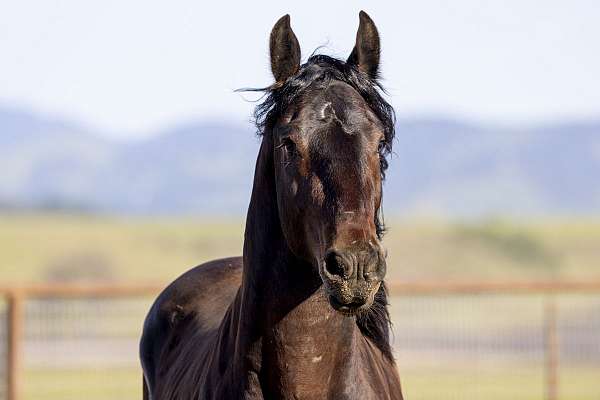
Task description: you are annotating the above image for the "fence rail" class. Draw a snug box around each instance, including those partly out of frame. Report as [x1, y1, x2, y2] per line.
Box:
[0, 284, 161, 400]
[2, 280, 600, 400]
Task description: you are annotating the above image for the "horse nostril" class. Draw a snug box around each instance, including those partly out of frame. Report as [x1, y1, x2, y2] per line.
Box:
[324, 251, 346, 278]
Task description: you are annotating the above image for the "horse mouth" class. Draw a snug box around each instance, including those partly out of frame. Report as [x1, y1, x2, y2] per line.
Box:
[328, 294, 372, 315]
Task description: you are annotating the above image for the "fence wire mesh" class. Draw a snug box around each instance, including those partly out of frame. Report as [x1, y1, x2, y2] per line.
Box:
[1, 289, 599, 400]
[21, 297, 154, 400]
[390, 293, 600, 400]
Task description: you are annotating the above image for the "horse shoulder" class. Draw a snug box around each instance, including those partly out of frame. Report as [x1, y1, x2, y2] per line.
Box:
[140, 257, 243, 397]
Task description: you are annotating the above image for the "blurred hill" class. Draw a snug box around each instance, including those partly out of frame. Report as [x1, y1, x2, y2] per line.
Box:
[1, 106, 599, 216]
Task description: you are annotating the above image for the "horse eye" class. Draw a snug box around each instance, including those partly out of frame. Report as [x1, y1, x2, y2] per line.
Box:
[377, 139, 386, 153]
[278, 137, 297, 155]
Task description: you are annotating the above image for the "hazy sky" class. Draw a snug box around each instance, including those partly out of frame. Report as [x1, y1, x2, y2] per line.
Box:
[1, 1, 599, 138]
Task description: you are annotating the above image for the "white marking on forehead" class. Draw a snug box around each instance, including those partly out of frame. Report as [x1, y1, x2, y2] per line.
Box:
[312, 355, 323, 363]
[318, 99, 355, 135]
[319, 102, 333, 120]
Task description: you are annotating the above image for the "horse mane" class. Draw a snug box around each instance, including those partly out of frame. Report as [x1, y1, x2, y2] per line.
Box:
[245, 54, 396, 361]
[357, 283, 393, 360]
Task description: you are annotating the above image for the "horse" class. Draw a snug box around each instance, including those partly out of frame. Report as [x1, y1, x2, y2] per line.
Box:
[140, 11, 403, 399]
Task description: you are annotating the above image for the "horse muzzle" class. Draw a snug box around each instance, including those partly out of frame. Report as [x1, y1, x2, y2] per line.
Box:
[320, 246, 386, 314]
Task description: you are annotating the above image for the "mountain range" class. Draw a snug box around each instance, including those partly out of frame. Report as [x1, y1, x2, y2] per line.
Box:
[1, 106, 599, 217]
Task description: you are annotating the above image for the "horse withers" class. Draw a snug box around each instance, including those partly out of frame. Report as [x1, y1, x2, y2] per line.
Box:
[140, 11, 403, 399]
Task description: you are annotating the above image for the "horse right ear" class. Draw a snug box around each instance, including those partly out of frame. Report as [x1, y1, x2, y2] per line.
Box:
[269, 15, 301, 83]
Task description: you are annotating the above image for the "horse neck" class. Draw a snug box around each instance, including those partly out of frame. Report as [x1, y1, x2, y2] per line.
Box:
[237, 132, 328, 324]
[240, 132, 321, 312]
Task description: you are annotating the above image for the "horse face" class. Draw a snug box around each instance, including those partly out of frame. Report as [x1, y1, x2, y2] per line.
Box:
[267, 12, 389, 315]
[273, 80, 387, 314]
[268, 12, 389, 315]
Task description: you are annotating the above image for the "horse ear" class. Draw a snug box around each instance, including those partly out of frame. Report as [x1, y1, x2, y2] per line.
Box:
[270, 15, 301, 83]
[347, 11, 380, 79]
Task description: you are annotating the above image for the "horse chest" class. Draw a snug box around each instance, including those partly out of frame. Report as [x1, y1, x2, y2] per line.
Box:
[259, 312, 381, 399]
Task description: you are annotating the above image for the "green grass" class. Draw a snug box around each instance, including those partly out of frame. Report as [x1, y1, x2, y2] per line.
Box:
[22, 366, 600, 400]
[2, 213, 600, 284]
[401, 366, 600, 400]
[0, 213, 244, 284]
[24, 367, 140, 400]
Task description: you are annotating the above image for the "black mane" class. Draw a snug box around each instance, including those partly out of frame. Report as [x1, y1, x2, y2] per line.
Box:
[247, 54, 395, 361]
[357, 283, 394, 361]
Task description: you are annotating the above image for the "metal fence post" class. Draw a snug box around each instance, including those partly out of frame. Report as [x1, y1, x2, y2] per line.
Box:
[544, 296, 559, 400]
[7, 291, 24, 400]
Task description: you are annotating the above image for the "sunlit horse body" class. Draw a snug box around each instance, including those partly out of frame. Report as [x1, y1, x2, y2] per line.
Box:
[140, 11, 403, 399]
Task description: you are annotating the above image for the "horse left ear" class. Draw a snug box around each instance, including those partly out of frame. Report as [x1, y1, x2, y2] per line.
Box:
[347, 11, 380, 79]
[270, 15, 301, 83]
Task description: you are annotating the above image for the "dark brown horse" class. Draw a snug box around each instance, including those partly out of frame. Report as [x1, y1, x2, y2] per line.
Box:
[140, 11, 403, 399]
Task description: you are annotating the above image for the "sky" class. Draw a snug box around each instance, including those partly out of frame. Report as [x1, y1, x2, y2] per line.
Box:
[1, 0, 599, 139]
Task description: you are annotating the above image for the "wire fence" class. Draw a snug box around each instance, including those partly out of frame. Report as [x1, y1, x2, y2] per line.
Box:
[391, 292, 600, 400]
[1, 282, 599, 400]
